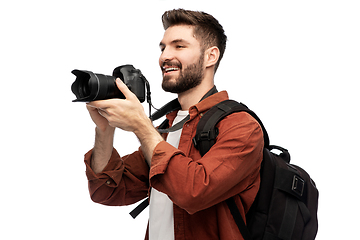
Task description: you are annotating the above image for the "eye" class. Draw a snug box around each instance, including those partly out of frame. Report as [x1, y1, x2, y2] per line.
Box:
[159, 44, 166, 52]
[176, 45, 185, 49]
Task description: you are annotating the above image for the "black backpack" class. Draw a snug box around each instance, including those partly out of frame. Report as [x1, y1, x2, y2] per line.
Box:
[192, 99, 319, 240]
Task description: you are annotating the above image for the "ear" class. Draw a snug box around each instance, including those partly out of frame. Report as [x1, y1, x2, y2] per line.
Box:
[204, 46, 220, 69]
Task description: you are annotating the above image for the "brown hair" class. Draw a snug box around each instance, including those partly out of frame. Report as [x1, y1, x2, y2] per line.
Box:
[162, 9, 227, 72]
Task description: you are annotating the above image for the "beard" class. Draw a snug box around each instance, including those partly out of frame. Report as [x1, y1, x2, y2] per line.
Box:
[162, 54, 205, 94]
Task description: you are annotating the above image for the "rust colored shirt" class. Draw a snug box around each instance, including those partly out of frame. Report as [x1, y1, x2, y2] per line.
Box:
[84, 91, 264, 240]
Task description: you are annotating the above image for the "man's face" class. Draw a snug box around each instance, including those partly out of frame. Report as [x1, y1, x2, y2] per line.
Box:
[159, 25, 205, 94]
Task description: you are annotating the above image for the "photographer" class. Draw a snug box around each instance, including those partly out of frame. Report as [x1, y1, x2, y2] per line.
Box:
[84, 9, 263, 240]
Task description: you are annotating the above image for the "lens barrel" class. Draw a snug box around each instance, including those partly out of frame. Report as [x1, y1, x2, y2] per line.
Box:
[71, 65, 145, 102]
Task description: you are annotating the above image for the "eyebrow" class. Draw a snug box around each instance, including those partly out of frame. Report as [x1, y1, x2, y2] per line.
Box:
[159, 38, 191, 47]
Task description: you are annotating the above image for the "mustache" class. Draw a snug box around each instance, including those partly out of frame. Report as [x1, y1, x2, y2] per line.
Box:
[161, 61, 182, 69]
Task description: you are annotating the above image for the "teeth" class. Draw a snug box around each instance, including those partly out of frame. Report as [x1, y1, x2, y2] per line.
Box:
[164, 67, 179, 73]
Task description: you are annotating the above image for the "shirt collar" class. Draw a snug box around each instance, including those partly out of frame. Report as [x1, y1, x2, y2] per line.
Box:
[166, 91, 229, 122]
[192, 91, 229, 113]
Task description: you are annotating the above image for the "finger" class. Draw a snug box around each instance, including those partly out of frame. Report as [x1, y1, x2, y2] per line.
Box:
[87, 99, 110, 109]
[86, 103, 99, 111]
[86, 103, 108, 116]
[116, 78, 137, 100]
[97, 108, 109, 118]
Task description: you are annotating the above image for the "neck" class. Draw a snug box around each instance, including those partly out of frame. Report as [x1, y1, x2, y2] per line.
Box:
[177, 79, 214, 110]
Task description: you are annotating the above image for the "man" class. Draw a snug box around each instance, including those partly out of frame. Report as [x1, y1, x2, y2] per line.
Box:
[84, 9, 264, 240]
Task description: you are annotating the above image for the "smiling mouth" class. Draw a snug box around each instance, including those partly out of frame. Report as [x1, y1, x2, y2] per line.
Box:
[162, 66, 180, 75]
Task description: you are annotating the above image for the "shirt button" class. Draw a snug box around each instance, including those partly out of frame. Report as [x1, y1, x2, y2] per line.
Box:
[106, 180, 111, 185]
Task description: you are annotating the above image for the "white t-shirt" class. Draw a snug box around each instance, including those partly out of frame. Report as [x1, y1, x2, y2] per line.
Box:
[149, 110, 189, 240]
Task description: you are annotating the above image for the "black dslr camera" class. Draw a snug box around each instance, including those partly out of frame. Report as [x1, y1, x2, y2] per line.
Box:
[71, 65, 146, 102]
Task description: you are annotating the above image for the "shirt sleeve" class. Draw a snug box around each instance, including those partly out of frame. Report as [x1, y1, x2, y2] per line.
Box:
[149, 112, 264, 214]
[84, 147, 150, 206]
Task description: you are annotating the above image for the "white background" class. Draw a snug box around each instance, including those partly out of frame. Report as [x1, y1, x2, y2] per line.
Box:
[1, 0, 359, 239]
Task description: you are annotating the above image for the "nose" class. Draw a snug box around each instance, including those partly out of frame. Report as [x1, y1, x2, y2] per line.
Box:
[159, 47, 174, 66]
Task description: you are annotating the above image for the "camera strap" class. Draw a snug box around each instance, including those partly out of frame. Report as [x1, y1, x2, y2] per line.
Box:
[151, 86, 218, 134]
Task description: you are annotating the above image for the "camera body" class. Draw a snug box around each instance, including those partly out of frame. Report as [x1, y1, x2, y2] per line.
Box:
[71, 65, 146, 102]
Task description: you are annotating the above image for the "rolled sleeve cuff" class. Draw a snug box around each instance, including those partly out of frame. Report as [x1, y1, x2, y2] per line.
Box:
[84, 148, 124, 186]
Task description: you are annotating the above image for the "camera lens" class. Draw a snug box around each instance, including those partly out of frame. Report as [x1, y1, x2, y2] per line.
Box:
[77, 79, 91, 98]
[71, 69, 122, 102]
[71, 65, 146, 102]
[71, 70, 97, 102]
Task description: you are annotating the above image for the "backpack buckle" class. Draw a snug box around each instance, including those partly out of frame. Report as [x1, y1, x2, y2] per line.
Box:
[292, 175, 305, 197]
[193, 128, 219, 149]
[192, 131, 211, 148]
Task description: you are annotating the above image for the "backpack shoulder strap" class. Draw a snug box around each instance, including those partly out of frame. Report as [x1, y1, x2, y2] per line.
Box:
[193, 100, 270, 156]
[192, 100, 270, 240]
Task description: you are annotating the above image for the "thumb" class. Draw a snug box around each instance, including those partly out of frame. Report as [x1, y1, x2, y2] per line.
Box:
[116, 78, 135, 100]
